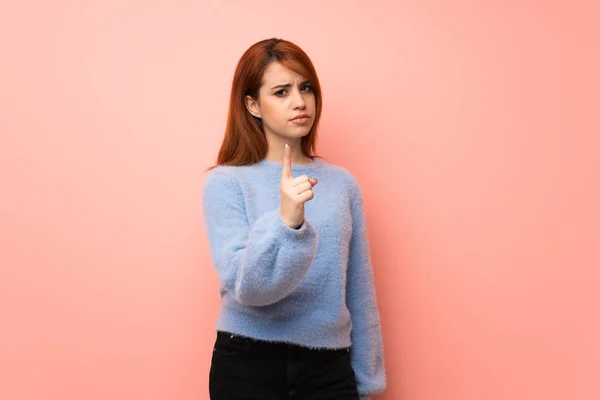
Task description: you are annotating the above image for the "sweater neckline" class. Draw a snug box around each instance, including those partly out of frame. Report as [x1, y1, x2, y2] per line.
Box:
[257, 157, 323, 172]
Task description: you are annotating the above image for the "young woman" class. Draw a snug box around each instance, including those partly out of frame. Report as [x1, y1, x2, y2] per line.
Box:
[202, 38, 386, 400]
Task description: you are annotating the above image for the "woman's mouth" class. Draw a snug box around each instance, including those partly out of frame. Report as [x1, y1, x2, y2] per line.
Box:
[291, 116, 310, 125]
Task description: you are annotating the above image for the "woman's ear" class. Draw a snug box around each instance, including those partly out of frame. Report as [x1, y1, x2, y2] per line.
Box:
[245, 95, 261, 119]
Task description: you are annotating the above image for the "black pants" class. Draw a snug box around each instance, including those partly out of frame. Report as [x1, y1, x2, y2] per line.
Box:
[209, 330, 360, 400]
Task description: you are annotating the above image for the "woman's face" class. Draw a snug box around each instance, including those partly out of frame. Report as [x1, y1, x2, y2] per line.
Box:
[245, 62, 316, 141]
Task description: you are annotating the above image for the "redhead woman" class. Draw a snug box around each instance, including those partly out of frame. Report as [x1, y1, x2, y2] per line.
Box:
[202, 38, 386, 400]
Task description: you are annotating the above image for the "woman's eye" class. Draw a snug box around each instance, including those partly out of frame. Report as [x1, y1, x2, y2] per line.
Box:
[275, 86, 312, 97]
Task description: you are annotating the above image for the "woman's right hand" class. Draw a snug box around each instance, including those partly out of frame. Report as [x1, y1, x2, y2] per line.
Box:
[280, 143, 318, 229]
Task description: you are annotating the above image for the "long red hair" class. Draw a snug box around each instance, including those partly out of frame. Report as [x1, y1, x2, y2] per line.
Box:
[205, 38, 323, 172]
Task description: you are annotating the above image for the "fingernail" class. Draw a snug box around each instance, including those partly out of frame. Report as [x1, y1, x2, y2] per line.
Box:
[285, 143, 289, 148]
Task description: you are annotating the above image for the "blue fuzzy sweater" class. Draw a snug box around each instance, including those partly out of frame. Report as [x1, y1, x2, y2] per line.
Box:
[201, 157, 386, 398]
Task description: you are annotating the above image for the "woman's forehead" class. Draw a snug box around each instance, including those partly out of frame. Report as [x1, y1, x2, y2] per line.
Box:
[262, 62, 306, 85]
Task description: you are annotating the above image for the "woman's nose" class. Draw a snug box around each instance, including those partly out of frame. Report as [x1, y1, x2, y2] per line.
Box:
[291, 88, 305, 108]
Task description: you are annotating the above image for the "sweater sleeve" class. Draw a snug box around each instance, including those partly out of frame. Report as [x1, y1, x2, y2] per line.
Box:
[346, 177, 387, 397]
[202, 168, 318, 307]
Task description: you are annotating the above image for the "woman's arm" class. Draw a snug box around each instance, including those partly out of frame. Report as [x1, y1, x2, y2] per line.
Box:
[202, 168, 318, 307]
[346, 176, 387, 398]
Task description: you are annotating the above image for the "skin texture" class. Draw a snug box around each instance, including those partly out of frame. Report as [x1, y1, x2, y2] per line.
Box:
[279, 143, 318, 229]
[245, 61, 316, 165]
[245, 61, 318, 228]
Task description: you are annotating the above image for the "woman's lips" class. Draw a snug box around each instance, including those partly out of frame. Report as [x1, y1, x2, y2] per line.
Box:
[291, 117, 309, 124]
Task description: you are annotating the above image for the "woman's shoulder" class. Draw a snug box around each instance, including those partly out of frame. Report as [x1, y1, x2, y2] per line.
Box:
[202, 162, 274, 197]
[204, 165, 231, 183]
[202, 165, 242, 197]
[318, 159, 361, 191]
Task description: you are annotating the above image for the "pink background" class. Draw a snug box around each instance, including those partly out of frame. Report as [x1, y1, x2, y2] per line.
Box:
[1, 1, 598, 399]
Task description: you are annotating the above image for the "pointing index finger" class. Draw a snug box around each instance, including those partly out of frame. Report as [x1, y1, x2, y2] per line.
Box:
[282, 143, 292, 180]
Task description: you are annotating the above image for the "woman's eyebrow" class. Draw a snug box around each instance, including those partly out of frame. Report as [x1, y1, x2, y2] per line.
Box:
[270, 80, 311, 90]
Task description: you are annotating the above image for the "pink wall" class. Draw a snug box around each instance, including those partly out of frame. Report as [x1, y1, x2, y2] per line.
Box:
[1, 1, 598, 399]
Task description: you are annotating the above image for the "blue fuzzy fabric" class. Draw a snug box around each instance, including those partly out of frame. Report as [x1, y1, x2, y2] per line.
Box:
[202, 157, 386, 397]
